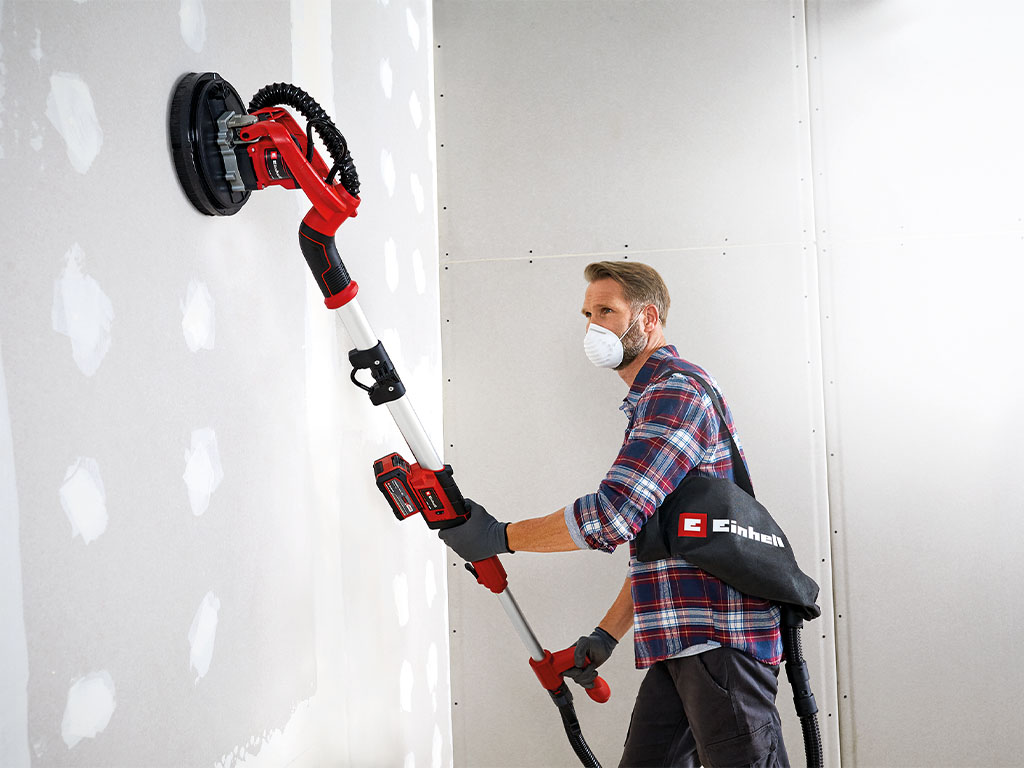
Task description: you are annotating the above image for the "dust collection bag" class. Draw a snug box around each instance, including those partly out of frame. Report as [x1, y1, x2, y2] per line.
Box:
[633, 370, 821, 621]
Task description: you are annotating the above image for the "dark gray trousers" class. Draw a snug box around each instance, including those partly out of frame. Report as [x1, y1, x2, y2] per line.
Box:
[619, 647, 789, 768]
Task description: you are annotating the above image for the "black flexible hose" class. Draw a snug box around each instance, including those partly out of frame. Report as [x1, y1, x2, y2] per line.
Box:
[247, 82, 360, 198]
[549, 684, 602, 768]
[781, 607, 824, 768]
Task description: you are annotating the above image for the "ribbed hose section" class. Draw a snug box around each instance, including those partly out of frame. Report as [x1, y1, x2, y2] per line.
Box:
[782, 615, 824, 768]
[800, 714, 823, 768]
[248, 82, 360, 198]
[550, 686, 601, 768]
[556, 703, 602, 768]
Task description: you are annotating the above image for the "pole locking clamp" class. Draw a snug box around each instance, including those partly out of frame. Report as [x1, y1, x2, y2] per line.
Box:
[348, 341, 407, 406]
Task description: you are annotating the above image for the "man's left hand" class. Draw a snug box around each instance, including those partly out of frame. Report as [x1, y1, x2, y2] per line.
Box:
[438, 498, 511, 562]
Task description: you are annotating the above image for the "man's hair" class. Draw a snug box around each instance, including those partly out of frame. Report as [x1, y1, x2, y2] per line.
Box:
[584, 261, 670, 326]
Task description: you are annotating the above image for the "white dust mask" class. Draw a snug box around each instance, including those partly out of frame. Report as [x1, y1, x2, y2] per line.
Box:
[583, 311, 645, 369]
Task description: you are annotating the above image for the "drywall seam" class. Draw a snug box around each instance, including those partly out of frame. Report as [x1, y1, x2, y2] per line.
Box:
[0, 335, 30, 768]
[441, 240, 815, 266]
[802, 1, 851, 765]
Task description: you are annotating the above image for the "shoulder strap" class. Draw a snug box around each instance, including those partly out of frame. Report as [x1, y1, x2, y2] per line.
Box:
[655, 365, 755, 498]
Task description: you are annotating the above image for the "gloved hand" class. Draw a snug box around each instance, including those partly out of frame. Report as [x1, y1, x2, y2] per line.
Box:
[563, 627, 618, 689]
[437, 498, 511, 562]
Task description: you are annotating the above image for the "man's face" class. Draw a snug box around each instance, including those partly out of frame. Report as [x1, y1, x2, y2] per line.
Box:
[581, 278, 648, 370]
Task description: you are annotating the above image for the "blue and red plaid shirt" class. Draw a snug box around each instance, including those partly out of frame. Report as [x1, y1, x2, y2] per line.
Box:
[565, 346, 782, 668]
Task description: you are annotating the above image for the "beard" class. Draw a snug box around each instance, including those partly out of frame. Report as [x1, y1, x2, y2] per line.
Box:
[614, 316, 648, 370]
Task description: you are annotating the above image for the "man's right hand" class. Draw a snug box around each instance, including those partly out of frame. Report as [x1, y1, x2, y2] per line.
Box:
[563, 627, 618, 689]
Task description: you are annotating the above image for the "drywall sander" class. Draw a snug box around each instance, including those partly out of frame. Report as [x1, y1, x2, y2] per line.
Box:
[170, 72, 609, 767]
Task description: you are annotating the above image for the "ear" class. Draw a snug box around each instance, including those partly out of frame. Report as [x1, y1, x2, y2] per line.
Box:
[643, 304, 659, 331]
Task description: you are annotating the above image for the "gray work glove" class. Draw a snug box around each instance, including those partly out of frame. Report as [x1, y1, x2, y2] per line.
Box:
[437, 498, 511, 562]
[563, 627, 618, 689]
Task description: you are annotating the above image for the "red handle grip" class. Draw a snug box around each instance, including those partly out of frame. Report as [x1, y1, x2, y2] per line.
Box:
[530, 646, 612, 704]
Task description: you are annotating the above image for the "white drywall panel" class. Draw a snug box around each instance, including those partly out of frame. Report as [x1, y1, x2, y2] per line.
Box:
[806, 1, 1024, 765]
[807, 0, 1024, 243]
[436, 1, 840, 765]
[0, 1, 448, 766]
[821, 236, 1024, 767]
[441, 247, 838, 766]
[434, 0, 815, 263]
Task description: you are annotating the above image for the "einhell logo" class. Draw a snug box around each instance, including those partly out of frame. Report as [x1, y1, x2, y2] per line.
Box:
[678, 514, 785, 548]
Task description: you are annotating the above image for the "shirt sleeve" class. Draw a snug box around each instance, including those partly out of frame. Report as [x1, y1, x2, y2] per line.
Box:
[570, 376, 716, 553]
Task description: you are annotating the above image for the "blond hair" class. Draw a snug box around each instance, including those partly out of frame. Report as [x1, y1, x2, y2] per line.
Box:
[584, 261, 670, 326]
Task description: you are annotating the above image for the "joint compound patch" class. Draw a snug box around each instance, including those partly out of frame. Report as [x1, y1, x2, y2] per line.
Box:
[381, 149, 396, 196]
[61, 671, 116, 749]
[179, 0, 206, 53]
[59, 457, 107, 544]
[409, 91, 422, 130]
[410, 173, 424, 214]
[180, 278, 215, 351]
[188, 591, 220, 683]
[52, 243, 114, 377]
[380, 58, 393, 100]
[45, 72, 103, 174]
[183, 428, 223, 516]
[400, 660, 413, 712]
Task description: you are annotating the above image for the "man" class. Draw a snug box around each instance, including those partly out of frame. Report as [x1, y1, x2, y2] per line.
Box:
[440, 261, 788, 768]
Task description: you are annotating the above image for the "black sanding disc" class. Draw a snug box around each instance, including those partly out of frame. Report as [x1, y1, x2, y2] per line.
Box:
[169, 72, 250, 216]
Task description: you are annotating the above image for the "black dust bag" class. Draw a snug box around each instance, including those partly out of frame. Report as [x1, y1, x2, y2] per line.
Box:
[633, 371, 821, 621]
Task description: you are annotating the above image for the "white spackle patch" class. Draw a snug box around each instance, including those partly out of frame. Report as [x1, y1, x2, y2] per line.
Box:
[61, 671, 115, 749]
[59, 458, 107, 544]
[30, 29, 42, 62]
[180, 278, 215, 352]
[412, 249, 426, 296]
[404, 754, 415, 768]
[182, 428, 223, 517]
[408, 91, 422, 130]
[400, 660, 414, 712]
[384, 239, 399, 293]
[179, 0, 206, 52]
[393, 572, 409, 626]
[427, 641, 438, 709]
[188, 591, 220, 683]
[379, 58, 393, 100]
[52, 243, 114, 377]
[45, 72, 103, 174]
[406, 8, 420, 51]
[432, 724, 443, 768]
[381, 149, 396, 197]
[410, 173, 424, 214]
[424, 558, 436, 607]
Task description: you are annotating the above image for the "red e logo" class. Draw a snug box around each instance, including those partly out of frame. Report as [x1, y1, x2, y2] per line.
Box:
[678, 513, 707, 538]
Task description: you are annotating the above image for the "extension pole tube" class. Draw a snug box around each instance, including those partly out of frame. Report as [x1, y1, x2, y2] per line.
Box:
[336, 292, 603, 768]
[334, 297, 545, 658]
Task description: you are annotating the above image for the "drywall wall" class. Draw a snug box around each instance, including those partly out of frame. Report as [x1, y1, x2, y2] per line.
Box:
[436, 1, 1024, 767]
[434, 1, 838, 766]
[0, 1, 449, 766]
[806, 1, 1024, 765]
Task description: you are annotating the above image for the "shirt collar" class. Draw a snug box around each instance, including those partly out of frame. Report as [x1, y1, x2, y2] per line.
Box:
[619, 345, 679, 420]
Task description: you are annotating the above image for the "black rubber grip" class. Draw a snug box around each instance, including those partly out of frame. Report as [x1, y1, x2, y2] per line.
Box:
[298, 222, 351, 298]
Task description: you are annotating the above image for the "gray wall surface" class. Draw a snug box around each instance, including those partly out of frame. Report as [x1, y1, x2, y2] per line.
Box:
[0, 1, 451, 767]
[436, 1, 1022, 767]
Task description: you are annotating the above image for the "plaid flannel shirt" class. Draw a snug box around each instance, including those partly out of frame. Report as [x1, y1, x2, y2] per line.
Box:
[565, 346, 782, 668]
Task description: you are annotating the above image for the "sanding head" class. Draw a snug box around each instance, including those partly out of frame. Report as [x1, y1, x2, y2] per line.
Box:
[169, 72, 250, 216]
